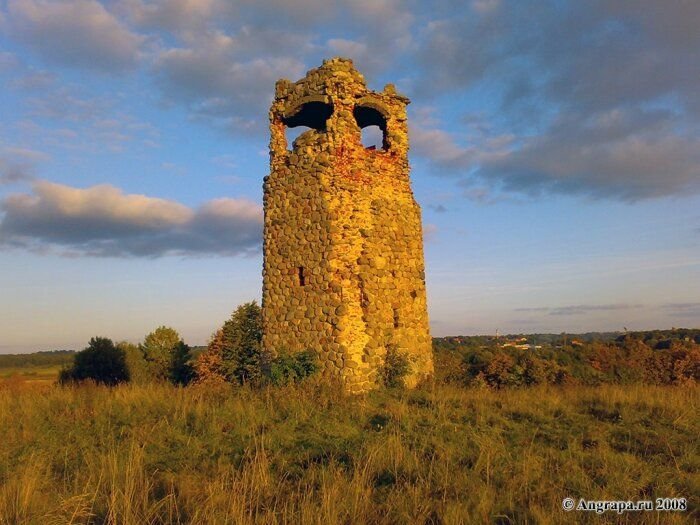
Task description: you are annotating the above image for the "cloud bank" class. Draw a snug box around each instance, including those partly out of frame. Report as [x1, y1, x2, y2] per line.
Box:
[411, 0, 700, 201]
[2, 0, 700, 201]
[7, 0, 141, 71]
[0, 181, 263, 257]
[515, 304, 644, 317]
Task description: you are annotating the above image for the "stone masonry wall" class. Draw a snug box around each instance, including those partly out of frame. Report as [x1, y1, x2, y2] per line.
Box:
[262, 58, 433, 392]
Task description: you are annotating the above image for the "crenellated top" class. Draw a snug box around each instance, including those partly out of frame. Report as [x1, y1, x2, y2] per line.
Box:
[273, 58, 409, 113]
[269, 58, 410, 161]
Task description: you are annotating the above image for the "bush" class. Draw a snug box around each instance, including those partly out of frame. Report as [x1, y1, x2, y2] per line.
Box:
[484, 353, 517, 389]
[382, 347, 411, 388]
[267, 350, 319, 386]
[193, 329, 227, 385]
[59, 337, 129, 386]
[118, 342, 150, 384]
[433, 347, 467, 385]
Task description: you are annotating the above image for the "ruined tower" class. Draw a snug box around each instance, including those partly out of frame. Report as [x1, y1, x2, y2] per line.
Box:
[262, 58, 433, 392]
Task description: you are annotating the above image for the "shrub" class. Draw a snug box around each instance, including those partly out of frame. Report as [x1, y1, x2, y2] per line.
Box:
[484, 353, 517, 389]
[118, 341, 150, 384]
[668, 345, 700, 385]
[193, 329, 228, 385]
[433, 347, 467, 384]
[267, 350, 319, 386]
[382, 347, 411, 388]
[462, 350, 494, 382]
[521, 355, 551, 385]
[59, 337, 129, 386]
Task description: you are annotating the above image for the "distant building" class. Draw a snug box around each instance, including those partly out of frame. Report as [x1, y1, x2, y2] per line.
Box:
[501, 337, 530, 349]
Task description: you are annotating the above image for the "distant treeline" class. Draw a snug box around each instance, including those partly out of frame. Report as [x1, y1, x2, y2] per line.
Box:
[0, 350, 75, 369]
[434, 329, 700, 388]
[434, 328, 700, 349]
[3, 328, 699, 389]
[0, 348, 207, 370]
[618, 328, 700, 347]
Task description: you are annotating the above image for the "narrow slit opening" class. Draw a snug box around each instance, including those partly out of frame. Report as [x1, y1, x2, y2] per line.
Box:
[298, 266, 305, 286]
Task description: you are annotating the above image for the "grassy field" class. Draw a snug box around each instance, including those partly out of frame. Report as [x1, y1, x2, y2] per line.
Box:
[0, 380, 696, 524]
[0, 365, 63, 384]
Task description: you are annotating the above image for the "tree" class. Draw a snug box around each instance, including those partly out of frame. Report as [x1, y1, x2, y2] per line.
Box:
[220, 301, 263, 384]
[200, 301, 263, 384]
[141, 326, 182, 381]
[59, 337, 129, 386]
[193, 329, 227, 385]
[170, 341, 194, 385]
[195, 301, 320, 387]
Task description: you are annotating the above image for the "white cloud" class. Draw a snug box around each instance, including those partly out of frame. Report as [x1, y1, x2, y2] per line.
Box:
[476, 109, 700, 200]
[0, 180, 263, 257]
[7, 0, 142, 71]
[410, 124, 473, 166]
[155, 36, 305, 130]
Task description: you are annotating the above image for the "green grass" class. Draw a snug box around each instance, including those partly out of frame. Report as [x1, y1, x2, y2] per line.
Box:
[0, 381, 697, 524]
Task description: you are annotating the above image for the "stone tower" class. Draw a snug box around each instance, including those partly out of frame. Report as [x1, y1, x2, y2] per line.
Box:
[262, 58, 433, 392]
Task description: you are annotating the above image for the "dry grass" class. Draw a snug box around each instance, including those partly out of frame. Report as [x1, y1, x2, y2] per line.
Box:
[0, 381, 697, 524]
[0, 365, 62, 385]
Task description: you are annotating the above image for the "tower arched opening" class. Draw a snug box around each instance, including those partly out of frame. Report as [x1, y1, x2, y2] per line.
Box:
[282, 101, 333, 150]
[353, 105, 388, 150]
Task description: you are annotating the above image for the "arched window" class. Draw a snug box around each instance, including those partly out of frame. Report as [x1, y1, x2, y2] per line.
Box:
[354, 105, 388, 151]
[282, 101, 333, 150]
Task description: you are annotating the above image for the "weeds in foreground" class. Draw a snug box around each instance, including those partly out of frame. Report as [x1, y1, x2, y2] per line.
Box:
[0, 381, 697, 524]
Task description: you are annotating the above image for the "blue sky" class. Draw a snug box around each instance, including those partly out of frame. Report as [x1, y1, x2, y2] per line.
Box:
[0, 0, 699, 352]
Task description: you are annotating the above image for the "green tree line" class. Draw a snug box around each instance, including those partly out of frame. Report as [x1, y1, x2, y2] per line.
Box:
[0, 350, 75, 369]
[58, 301, 322, 388]
[19, 310, 700, 390]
